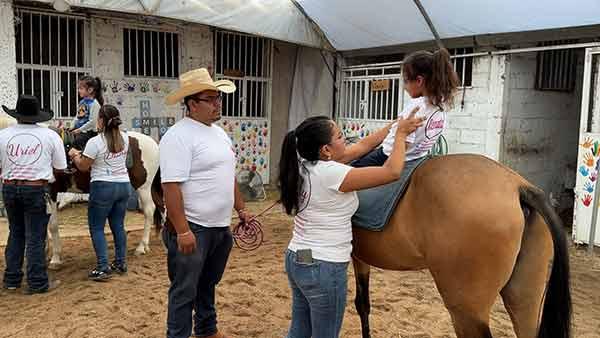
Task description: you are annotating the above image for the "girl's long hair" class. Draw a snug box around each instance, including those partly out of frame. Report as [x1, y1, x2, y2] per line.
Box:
[403, 48, 459, 109]
[80, 75, 104, 106]
[98, 105, 124, 153]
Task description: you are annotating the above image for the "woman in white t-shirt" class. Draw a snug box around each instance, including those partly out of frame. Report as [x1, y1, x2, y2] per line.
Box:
[278, 112, 423, 338]
[352, 48, 459, 167]
[69, 105, 130, 281]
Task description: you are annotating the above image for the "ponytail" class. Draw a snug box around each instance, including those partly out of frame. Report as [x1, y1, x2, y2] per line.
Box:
[79, 75, 104, 106]
[278, 116, 334, 215]
[279, 130, 301, 215]
[95, 77, 104, 106]
[403, 48, 459, 109]
[99, 105, 124, 153]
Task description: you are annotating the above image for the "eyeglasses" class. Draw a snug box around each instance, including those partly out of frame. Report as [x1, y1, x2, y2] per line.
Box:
[191, 94, 222, 104]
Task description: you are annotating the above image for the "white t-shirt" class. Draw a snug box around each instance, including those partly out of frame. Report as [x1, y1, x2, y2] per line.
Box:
[159, 117, 236, 228]
[288, 160, 359, 263]
[382, 96, 446, 161]
[83, 131, 130, 183]
[0, 124, 67, 181]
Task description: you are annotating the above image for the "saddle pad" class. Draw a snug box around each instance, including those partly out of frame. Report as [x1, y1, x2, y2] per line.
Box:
[352, 156, 430, 231]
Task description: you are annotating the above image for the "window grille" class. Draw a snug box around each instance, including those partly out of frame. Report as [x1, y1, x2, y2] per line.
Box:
[14, 9, 89, 118]
[214, 31, 271, 118]
[535, 40, 577, 92]
[123, 28, 180, 78]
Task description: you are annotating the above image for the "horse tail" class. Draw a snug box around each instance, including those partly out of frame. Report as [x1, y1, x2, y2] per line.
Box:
[518, 186, 571, 338]
[151, 167, 164, 233]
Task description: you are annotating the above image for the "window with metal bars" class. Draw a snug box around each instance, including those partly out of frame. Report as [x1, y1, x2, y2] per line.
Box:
[448, 48, 473, 87]
[123, 28, 180, 78]
[339, 64, 404, 121]
[214, 31, 271, 118]
[535, 40, 577, 92]
[14, 9, 89, 119]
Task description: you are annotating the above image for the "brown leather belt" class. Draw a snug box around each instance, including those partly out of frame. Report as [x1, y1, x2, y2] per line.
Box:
[3, 179, 48, 186]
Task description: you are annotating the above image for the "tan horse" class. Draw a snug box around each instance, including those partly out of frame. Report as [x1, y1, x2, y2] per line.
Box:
[352, 154, 571, 338]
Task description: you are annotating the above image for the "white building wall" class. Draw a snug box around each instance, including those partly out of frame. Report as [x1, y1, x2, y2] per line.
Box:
[443, 55, 506, 160]
[0, 0, 17, 109]
[90, 16, 212, 140]
[501, 51, 582, 195]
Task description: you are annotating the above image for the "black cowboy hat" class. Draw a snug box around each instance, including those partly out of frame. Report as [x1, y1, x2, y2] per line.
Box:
[2, 95, 53, 123]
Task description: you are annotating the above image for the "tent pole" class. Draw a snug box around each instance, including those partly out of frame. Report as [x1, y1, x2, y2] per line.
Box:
[412, 0, 444, 50]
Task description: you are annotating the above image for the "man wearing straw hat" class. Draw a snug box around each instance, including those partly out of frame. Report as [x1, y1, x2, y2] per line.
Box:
[0, 95, 66, 294]
[160, 68, 251, 338]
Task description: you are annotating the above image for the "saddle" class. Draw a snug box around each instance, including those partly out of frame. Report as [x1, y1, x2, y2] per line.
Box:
[352, 156, 430, 231]
[55, 133, 147, 193]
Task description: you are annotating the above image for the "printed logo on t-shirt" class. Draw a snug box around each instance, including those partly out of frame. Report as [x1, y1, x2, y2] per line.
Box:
[425, 110, 444, 140]
[104, 149, 127, 167]
[6, 133, 43, 166]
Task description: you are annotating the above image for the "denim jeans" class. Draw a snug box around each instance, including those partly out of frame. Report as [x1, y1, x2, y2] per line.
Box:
[162, 223, 233, 338]
[351, 147, 388, 167]
[2, 185, 50, 291]
[88, 181, 131, 271]
[285, 249, 349, 338]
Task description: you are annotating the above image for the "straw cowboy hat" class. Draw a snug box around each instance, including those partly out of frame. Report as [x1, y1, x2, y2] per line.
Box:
[165, 68, 236, 105]
[2, 95, 53, 123]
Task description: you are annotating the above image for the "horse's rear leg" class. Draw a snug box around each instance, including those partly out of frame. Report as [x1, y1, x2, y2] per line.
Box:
[134, 186, 155, 255]
[500, 211, 553, 338]
[352, 257, 372, 338]
[431, 231, 521, 338]
[47, 200, 62, 270]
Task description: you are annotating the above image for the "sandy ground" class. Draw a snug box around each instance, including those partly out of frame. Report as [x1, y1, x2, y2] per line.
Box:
[0, 196, 599, 338]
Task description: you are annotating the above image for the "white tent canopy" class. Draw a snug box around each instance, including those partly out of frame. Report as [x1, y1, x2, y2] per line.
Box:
[34, 0, 600, 50]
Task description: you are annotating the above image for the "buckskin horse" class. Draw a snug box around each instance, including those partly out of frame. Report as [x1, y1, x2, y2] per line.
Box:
[0, 114, 160, 268]
[351, 154, 571, 338]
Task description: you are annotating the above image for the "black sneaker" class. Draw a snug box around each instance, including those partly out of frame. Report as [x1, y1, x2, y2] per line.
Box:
[88, 268, 112, 282]
[25, 280, 61, 295]
[3, 285, 19, 291]
[109, 262, 128, 275]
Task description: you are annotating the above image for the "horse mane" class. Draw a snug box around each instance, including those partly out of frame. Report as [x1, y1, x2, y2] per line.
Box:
[0, 114, 51, 130]
[0, 115, 17, 129]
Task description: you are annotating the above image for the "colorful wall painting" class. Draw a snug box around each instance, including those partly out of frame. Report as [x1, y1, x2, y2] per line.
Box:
[101, 78, 271, 182]
[338, 118, 388, 144]
[218, 118, 270, 183]
[573, 132, 600, 246]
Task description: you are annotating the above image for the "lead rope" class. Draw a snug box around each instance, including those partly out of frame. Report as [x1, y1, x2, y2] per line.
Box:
[232, 200, 280, 251]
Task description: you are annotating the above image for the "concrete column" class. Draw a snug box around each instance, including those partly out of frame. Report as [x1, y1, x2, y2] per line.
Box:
[0, 0, 17, 108]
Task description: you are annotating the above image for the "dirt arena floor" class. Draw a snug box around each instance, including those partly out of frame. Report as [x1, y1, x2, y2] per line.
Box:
[0, 196, 599, 338]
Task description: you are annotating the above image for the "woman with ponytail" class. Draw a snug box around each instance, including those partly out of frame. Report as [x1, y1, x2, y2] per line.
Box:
[278, 111, 423, 338]
[352, 48, 459, 167]
[69, 105, 131, 281]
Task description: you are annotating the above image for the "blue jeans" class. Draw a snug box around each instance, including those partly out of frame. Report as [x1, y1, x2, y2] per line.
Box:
[162, 223, 233, 338]
[285, 250, 349, 338]
[2, 185, 50, 291]
[88, 181, 131, 271]
[351, 147, 388, 167]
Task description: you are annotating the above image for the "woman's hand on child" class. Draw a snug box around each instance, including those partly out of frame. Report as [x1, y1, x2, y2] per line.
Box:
[68, 148, 81, 158]
[396, 107, 425, 137]
[72, 129, 81, 135]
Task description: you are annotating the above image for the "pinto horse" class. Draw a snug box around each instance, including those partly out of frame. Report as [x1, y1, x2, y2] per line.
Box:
[47, 130, 160, 268]
[351, 154, 571, 338]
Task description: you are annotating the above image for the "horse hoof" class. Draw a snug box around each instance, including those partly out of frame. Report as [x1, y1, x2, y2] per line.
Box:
[48, 262, 61, 271]
[134, 246, 148, 256]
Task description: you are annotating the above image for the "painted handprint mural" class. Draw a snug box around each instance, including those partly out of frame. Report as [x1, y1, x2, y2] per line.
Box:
[218, 118, 270, 182]
[573, 133, 600, 245]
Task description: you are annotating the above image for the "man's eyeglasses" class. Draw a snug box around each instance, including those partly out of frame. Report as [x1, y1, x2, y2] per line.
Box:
[191, 94, 222, 104]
